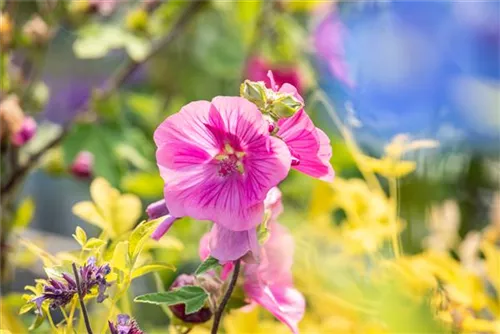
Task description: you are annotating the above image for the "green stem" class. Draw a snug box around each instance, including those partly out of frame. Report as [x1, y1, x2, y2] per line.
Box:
[211, 259, 241, 334]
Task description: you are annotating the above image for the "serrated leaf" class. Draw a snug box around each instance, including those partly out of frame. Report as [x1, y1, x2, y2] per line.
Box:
[12, 198, 35, 230]
[83, 238, 106, 250]
[128, 219, 160, 260]
[72, 226, 87, 246]
[131, 263, 175, 279]
[195, 256, 220, 276]
[134, 286, 208, 314]
[111, 241, 129, 272]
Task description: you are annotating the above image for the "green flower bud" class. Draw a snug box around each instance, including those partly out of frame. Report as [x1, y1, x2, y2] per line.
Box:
[240, 80, 267, 109]
[269, 94, 303, 119]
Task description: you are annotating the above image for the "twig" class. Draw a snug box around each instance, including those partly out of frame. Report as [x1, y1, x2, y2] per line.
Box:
[72, 263, 93, 334]
[210, 259, 241, 334]
[0, 1, 205, 198]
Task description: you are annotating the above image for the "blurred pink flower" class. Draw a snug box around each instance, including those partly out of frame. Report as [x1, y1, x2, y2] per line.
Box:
[153, 96, 291, 240]
[243, 223, 305, 334]
[246, 57, 303, 94]
[70, 151, 93, 179]
[314, 12, 354, 87]
[268, 71, 335, 182]
[198, 188, 305, 333]
[11, 116, 36, 147]
[89, 0, 117, 16]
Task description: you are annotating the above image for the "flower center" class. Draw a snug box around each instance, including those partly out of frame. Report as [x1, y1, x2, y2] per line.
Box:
[215, 143, 245, 177]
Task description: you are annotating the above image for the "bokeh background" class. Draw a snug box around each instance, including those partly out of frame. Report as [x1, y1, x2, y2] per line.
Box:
[1, 1, 499, 333]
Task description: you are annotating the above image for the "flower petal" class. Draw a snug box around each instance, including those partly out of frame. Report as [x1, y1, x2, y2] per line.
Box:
[277, 110, 334, 182]
[209, 224, 259, 263]
[243, 282, 305, 334]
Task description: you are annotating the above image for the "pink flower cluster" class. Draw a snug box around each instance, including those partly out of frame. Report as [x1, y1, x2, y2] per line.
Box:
[148, 73, 333, 332]
[199, 188, 305, 333]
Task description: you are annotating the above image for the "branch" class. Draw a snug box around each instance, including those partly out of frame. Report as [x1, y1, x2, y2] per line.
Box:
[0, 1, 205, 198]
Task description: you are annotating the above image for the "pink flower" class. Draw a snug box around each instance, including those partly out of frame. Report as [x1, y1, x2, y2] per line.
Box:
[153, 96, 291, 239]
[246, 57, 303, 94]
[314, 12, 354, 87]
[11, 117, 36, 147]
[89, 0, 117, 16]
[199, 188, 305, 333]
[267, 71, 334, 182]
[70, 151, 93, 179]
[243, 223, 305, 334]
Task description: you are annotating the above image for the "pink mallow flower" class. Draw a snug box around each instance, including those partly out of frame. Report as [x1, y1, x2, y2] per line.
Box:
[267, 71, 334, 182]
[199, 188, 305, 333]
[11, 117, 36, 147]
[243, 222, 305, 334]
[152, 96, 291, 240]
[246, 57, 303, 94]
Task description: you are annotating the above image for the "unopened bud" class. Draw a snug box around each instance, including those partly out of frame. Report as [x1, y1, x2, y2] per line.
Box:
[270, 94, 303, 119]
[169, 274, 212, 324]
[11, 117, 37, 146]
[146, 199, 169, 220]
[240, 80, 267, 109]
[70, 151, 94, 179]
[42, 147, 65, 176]
[89, 0, 117, 16]
[23, 15, 52, 46]
[0, 12, 13, 50]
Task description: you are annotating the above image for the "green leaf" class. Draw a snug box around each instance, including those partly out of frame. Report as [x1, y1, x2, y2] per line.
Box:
[195, 256, 220, 276]
[72, 226, 87, 246]
[134, 286, 208, 314]
[131, 263, 175, 279]
[128, 219, 160, 260]
[12, 197, 35, 230]
[121, 172, 164, 198]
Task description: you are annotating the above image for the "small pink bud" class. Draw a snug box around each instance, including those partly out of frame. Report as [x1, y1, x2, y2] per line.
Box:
[11, 117, 36, 146]
[268, 122, 276, 133]
[169, 274, 212, 324]
[70, 151, 93, 179]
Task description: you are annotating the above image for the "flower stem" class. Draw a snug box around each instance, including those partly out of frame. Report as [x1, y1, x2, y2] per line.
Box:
[211, 259, 241, 334]
[72, 263, 93, 334]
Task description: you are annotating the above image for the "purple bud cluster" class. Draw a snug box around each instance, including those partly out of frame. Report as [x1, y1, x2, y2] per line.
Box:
[32, 257, 111, 311]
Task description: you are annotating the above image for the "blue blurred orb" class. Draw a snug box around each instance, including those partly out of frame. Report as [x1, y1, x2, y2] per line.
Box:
[315, 1, 499, 153]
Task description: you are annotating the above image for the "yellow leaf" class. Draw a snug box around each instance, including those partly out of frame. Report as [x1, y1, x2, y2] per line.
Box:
[83, 238, 106, 250]
[72, 177, 142, 238]
[12, 198, 35, 230]
[128, 219, 161, 260]
[113, 194, 141, 235]
[72, 202, 109, 232]
[19, 238, 59, 268]
[111, 241, 129, 272]
[131, 263, 175, 279]
[90, 177, 118, 223]
[72, 226, 87, 246]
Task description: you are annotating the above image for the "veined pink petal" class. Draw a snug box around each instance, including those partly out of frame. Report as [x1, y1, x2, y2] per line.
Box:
[151, 215, 177, 240]
[199, 231, 235, 280]
[243, 282, 305, 334]
[154, 97, 291, 232]
[277, 110, 334, 182]
[209, 224, 259, 263]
